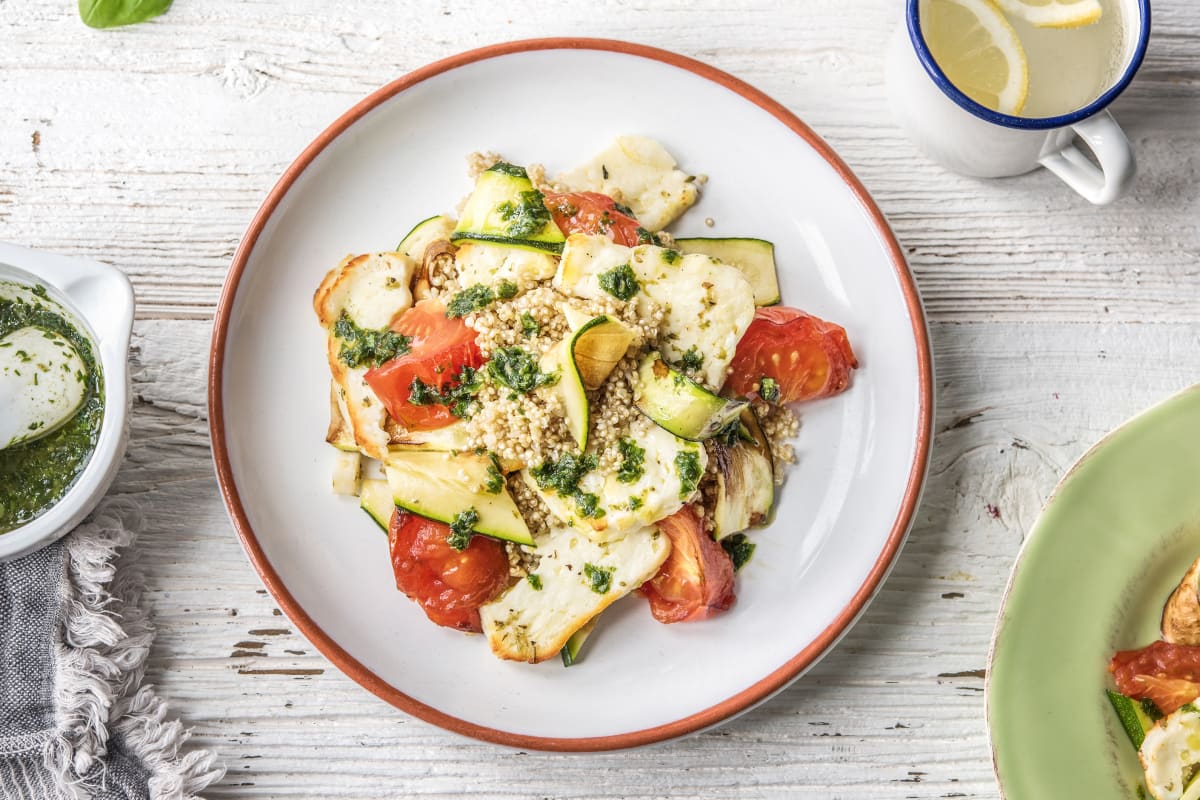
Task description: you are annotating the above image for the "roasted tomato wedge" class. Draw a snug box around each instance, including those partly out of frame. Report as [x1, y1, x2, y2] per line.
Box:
[387, 508, 510, 632]
[364, 299, 484, 430]
[640, 506, 735, 623]
[1111, 640, 1200, 714]
[725, 306, 858, 403]
[543, 191, 644, 247]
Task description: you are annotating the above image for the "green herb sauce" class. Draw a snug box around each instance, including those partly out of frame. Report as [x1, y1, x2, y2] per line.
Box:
[636, 227, 663, 246]
[616, 438, 645, 484]
[520, 312, 540, 338]
[679, 346, 704, 373]
[407, 365, 481, 419]
[0, 284, 103, 533]
[721, 533, 756, 572]
[531, 452, 605, 520]
[447, 507, 479, 551]
[487, 162, 529, 179]
[675, 450, 702, 499]
[486, 347, 557, 394]
[583, 563, 614, 594]
[332, 312, 411, 368]
[483, 454, 504, 494]
[446, 284, 496, 319]
[759, 376, 781, 403]
[495, 189, 554, 239]
[597, 263, 640, 301]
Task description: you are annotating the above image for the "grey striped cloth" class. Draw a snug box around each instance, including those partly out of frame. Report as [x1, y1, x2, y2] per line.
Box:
[0, 502, 222, 799]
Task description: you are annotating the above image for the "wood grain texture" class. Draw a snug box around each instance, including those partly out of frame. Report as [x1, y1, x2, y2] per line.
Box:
[3, 0, 1199, 797]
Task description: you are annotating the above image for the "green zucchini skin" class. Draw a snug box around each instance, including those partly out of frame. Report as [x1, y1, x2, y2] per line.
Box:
[359, 479, 396, 532]
[634, 352, 747, 441]
[1106, 689, 1157, 750]
[397, 214, 456, 257]
[561, 617, 597, 667]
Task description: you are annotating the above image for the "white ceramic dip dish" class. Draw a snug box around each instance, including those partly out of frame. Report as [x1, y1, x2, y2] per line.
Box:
[0, 242, 133, 562]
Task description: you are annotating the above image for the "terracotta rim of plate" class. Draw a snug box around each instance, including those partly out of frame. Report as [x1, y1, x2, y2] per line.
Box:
[209, 36, 934, 752]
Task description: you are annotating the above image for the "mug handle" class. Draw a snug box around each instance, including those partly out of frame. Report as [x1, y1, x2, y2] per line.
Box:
[1038, 111, 1136, 205]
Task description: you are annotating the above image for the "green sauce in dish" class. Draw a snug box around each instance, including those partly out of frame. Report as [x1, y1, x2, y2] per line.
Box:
[0, 282, 104, 534]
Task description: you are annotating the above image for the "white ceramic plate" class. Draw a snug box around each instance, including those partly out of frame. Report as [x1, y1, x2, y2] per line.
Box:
[211, 39, 932, 750]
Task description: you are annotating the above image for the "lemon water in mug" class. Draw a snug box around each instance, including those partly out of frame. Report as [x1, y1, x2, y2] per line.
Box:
[920, 0, 1134, 118]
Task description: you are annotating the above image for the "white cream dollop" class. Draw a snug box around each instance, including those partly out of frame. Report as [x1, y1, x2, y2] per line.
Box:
[0, 326, 88, 450]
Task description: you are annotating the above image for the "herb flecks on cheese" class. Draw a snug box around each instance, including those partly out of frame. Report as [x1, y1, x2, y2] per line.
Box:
[558, 136, 699, 232]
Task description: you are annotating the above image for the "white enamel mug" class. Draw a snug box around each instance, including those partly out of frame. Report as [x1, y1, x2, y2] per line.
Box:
[887, 0, 1151, 205]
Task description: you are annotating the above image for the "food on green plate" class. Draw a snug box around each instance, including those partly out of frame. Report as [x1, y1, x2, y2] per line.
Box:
[1108, 553, 1200, 799]
[1, 281, 104, 534]
[311, 138, 858, 664]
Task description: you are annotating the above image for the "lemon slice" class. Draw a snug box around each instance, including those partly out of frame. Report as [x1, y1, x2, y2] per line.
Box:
[993, 0, 1102, 28]
[923, 0, 1030, 115]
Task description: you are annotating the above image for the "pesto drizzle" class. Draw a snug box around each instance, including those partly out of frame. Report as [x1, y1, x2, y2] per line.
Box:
[487, 347, 557, 395]
[583, 563, 614, 594]
[721, 533, 756, 572]
[531, 452, 605, 520]
[597, 263, 640, 301]
[332, 313, 411, 368]
[675, 450, 702, 499]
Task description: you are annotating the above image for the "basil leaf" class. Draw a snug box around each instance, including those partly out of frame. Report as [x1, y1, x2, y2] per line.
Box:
[79, 0, 173, 29]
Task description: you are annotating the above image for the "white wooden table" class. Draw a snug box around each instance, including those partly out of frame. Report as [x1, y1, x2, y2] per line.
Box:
[3, 1, 1198, 796]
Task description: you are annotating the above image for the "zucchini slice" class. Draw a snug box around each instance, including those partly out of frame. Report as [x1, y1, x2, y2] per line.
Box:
[451, 163, 565, 254]
[674, 237, 780, 306]
[397, 214, 455, 259]
[1106, 689, 1159, 750]
[359, 479, 395, 532]
[570, 315, 635, 391]
[384, 451, 534, 546]
[541, 339, 589, 452]
[711, 407, 775, 539]
[634, 352, 748, 441]
[561, 617, 598, 667]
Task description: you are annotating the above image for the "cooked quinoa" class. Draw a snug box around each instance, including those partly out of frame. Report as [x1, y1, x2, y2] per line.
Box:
[753, 399, 801, 482]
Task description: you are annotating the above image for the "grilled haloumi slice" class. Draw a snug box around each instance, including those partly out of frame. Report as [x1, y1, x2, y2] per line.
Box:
[314, 252, 417, 459]
[480, 525, 671, 663]
[325, 338, 391, 460]
[1140, 704, 1200, 800]
[555, 234, 756, 389]
[557, 136, 698, 231]
[453, 241, 558, 293]
[522, 415, 706, 543]
[314, 252, 416, 330]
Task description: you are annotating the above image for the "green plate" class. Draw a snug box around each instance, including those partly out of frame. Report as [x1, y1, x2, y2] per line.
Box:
[988, 385, 1200, 799]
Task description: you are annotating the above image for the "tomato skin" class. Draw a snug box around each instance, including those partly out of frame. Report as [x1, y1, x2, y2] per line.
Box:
[725, 306, 858, 403]
[1110, 640, 1200, 713]
[640, 506, 735, 624]
[388, 508, 510, 633]
[544, 191, 643, 247]
[365, 299, 483, 430]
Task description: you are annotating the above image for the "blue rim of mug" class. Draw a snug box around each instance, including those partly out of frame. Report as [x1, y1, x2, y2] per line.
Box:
[906, 0, 1151, 130]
